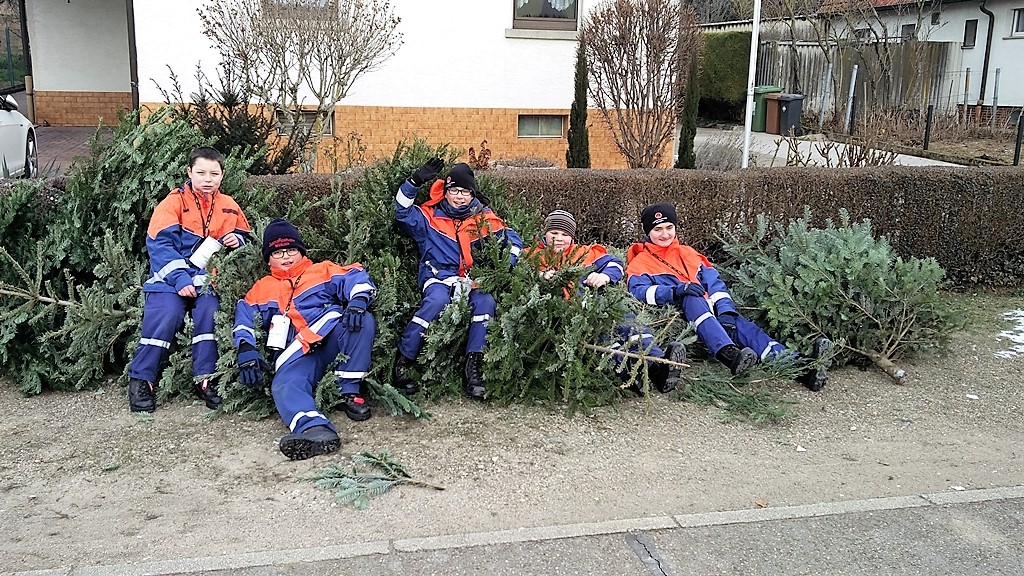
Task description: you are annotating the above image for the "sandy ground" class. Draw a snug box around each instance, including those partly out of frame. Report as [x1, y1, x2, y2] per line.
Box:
[1, 294, 1022, 573]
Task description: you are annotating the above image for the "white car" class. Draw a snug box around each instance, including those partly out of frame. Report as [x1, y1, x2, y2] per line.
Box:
[0, 94, 37, 178]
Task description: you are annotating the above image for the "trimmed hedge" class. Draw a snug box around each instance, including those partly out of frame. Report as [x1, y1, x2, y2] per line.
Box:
[44, 165, 1024, 286]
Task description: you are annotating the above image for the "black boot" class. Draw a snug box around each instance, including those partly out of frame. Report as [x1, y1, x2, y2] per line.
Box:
[341, 392, 372, 421]
[463, 352, 486, 400]
[192, 377, 222, 410]
[658, 342, 688, 393]
[128, 378, 156, 413]
[715, 344, 758, 376]
[279, 425, 341, 461]
[797, 337, 833, 392]
[392, 352, 421, 396]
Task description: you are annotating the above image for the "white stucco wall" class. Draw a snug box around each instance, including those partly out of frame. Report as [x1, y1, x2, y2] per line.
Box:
[837, 0, 1024, 107]
[25, 0, 130, 92]
[135, 0, 593, 109]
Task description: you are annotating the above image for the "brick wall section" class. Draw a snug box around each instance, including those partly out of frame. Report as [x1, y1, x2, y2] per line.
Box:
[36, 91, 132, 126]
[139, 103, 675, 171]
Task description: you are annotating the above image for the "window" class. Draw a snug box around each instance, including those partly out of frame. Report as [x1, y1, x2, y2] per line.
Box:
[963, 19, 978, 48]
[931, 11, 941, 25]
[1014, 8, 1024, 36]
[901, 23, 917, 41]
[518, 115, 564, 138]
[276, 109, 334, 136]
[513, 0, 578, 31]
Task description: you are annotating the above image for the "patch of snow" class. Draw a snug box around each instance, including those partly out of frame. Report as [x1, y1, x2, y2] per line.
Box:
[993, 310, 1024, 359]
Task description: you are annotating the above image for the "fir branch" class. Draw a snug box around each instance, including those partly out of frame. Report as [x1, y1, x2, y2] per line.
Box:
[304, 450, 444, 509]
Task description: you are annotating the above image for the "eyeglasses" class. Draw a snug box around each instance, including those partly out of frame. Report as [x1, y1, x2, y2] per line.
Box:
[446, 187, 473, 197]
[270, 247, 300, 259]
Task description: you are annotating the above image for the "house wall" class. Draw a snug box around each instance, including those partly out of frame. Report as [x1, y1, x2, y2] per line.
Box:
[25, 0, 131, 125]
[833, 0, 1024, 109]
[132, 0, 656, 169]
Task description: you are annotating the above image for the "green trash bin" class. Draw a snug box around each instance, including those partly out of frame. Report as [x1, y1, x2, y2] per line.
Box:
[752, 85, 783, 132]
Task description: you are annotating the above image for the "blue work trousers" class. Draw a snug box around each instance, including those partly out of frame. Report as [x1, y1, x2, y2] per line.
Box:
[272, 313, 375, 434]
[128, 291, 218, 382]
[398, 283, 495, 359]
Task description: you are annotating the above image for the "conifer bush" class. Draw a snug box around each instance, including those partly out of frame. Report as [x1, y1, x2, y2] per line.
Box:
[718, 209, 960, 381]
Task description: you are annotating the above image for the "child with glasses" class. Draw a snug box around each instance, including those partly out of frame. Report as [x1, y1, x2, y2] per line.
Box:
[392, 159, 524, 400]
[232, 219, 378, 460]
[126, 147, 252, 413]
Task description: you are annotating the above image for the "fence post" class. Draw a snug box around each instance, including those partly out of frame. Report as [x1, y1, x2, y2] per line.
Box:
[1015, 112, 1023, 166]
[962, 68, 970, 124]
[990, 68, 1000, 129]
[924, 104, 934, 151]
[819, 60, 833, 128]
[845, 64, 858, 134]
[4, 27, 12, 86]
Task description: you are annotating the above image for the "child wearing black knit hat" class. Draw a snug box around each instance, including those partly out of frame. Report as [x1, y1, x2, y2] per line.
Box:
[232, 218, 380, 460]
[626, 203, 833, 390]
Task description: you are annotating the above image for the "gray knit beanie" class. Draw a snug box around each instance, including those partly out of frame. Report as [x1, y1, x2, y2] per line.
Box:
[543, 210, 577, 239]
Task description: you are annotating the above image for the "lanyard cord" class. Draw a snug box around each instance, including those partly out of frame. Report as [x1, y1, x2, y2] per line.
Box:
[190, 188, 217, 238]
[284, 274, 304, 314]
[644, 244, 694, 280]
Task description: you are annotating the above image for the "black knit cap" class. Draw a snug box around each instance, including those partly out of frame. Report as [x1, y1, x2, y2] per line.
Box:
[262, 218, 307, 262]
[443, 163, 477, 193]
[641, 203, 677, 236]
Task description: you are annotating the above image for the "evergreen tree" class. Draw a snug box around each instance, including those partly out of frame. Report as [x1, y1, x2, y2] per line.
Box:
[566, 36, 591, 169]
[675, 50, 701, 169]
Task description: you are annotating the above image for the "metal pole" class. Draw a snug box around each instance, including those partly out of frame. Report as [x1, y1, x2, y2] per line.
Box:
[924, 104, 934, 150]
[741, 0, 764, 169]
[4, 27, 12, 86]
[849, 94, 857, 135]
[844, 64, 858, 134]
[819, 60, 833, 128]
[1014, 112, 1023, 166]
[990, 68, 1000, 129]
[963, 68, 970, 124]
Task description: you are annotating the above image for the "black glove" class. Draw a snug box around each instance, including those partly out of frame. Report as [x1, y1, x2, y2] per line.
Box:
[673, 282, 706, 301]
[719, 313, 740, 343]
[343, 298, 368, 332]
[237, 342, 271, 388]
[408, 157, 445, 187]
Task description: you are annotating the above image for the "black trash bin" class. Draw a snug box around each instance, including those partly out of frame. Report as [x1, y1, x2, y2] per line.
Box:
[776, 94, 805, 136]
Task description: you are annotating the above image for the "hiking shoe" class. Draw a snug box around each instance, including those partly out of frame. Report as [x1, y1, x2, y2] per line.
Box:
[392, 352, 421, 396]
[797, 337, 834, 392]
[658, 342, 688, 393]
[278, 425, 341, 461]
[128, 378, 156, 413]
[463, 352, 486, 400]
[341, 393, 372, 421]
[192, 377, 222, 410]
[715, 344, 758, 376]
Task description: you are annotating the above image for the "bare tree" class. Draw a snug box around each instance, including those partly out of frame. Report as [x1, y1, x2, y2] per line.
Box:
[583, 0, 702, 168]
[198, 0, 402, 171]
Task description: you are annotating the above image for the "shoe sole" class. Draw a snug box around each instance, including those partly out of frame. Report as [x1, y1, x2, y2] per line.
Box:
[129, 404, 155, 413]
[732, 348, 758, 376]
[279, 436, 341, 461]
[345, 409, 372, 422]
[660, 343, 688, 393]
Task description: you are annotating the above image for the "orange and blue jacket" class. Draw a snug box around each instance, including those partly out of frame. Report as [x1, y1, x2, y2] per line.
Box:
[526, 241, 625, 298]
[625, 240, 738, 315]
[143, 181, 251, 294]
[232, 257, 376, 370]
[395, 179, 523, 289]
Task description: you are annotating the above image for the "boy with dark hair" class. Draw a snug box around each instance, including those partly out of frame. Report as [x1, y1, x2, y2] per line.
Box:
[529, 209, 687, 393]
[233, 219, 378, 460]
[392, 159, 524, 400]
[127, 146, 251, 412]
[626, 203, 831, 390]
